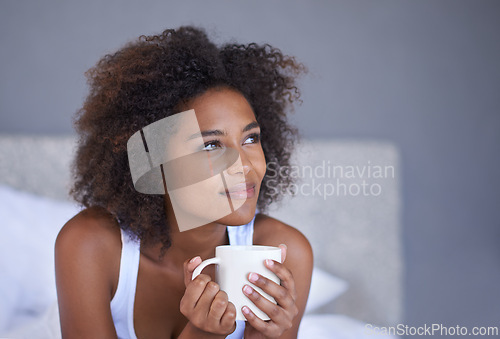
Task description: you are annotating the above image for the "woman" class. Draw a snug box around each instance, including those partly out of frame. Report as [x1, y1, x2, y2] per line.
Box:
[55, 26, 313, 339]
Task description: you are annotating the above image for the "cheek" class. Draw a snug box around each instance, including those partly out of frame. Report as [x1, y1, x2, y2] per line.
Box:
[254, 149, 267, 182]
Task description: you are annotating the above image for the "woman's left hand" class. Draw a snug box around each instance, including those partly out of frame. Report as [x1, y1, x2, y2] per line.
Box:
[242, 244, 299, 338]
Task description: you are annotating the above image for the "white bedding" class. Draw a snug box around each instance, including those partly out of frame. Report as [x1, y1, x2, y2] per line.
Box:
[0, 185, 398, 338]
[3, 304, 398, 339]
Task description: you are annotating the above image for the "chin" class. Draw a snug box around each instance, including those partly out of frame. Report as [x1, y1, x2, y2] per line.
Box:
[216, 201, 257, 226]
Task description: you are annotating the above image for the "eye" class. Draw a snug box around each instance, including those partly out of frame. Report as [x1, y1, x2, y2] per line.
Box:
[202, 140, 222, 151]
[243, 133, 261, 145]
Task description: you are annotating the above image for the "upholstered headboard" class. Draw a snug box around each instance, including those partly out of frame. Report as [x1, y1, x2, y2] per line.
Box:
[0, 135, 403, 326]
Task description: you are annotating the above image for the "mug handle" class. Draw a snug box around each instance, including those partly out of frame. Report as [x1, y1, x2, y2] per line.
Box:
[191, 257, 221, 280]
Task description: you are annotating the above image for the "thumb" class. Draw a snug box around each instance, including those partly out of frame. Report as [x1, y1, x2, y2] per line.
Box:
[279, 243, 287, 263]
[183, 256, 201, 287]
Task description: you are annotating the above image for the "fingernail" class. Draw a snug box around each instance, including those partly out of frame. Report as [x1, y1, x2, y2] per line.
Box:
[279, 243, 287, 250]
[242, 306, 250, 314]
[248, 272, 258, 282]
[243, 285, 253, 294]
[189, 256, 200, 263]
[266, 259, 274, 266]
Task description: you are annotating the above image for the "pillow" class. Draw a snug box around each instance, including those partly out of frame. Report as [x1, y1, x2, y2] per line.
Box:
[0, 185, 81, 334]
[304, 266, 348, 314]
[2, 301, 62, 339]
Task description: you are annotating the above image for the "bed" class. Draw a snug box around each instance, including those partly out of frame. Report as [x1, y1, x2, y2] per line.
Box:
[0, 135, 403, 338]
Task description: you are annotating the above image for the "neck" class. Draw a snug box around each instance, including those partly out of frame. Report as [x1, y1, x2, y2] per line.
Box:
[146, 195, 230, 268]
[168, 221, 229, 261]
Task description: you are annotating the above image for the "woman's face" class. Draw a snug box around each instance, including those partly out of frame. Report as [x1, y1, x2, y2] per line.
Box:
[164, 87, 266, 229]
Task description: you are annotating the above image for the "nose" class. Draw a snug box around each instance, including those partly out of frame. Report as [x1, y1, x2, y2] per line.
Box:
[226, 149, 252, 176]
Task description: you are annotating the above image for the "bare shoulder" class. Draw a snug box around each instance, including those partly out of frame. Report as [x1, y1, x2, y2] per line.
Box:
[55, 206, 123, 336]
[55, 206, 122, 298]
[56, 205, 122, 257]
[253, 213, 313, 265]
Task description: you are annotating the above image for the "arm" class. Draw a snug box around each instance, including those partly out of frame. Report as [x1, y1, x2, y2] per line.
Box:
[278, 237, 314, 339]
[245, 217, 314, 339]
[55, 208, 121, 338]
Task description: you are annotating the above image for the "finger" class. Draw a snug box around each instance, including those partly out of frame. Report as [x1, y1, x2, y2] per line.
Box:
[243, 284, 286, 322]
[208, 290, 229, 321]
[194, 280, 220, 312]
[279, 243, 287, 263]
[264, 260, 297, 301]
[180, 273, 211, 314]
[242, 305, 281, 337]
[183, 256, 201, 287]
[220, 301, 237, 330]
[247, 272, 294, 309]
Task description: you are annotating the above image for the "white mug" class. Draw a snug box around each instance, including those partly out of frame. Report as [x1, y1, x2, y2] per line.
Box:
[192, 245, 282, 321]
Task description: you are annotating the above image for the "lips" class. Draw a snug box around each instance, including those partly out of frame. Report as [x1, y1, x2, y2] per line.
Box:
[227, 182, 254, 193]
[220, 182, 256, 199]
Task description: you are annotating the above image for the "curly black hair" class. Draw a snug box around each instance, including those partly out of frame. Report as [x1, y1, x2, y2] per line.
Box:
[70, 26, 305, 252]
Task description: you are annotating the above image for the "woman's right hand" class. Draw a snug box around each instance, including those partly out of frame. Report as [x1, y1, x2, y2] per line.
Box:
[179, 256, 237, 337]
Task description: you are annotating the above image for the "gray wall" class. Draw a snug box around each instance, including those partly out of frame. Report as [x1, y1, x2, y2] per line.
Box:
[1, 0, 499, 336]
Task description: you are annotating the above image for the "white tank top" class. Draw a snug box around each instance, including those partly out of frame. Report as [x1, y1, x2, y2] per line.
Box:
[110, 216, 256, 339]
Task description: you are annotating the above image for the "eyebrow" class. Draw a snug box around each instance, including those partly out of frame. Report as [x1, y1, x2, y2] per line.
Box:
[186, 121, 260, 140]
